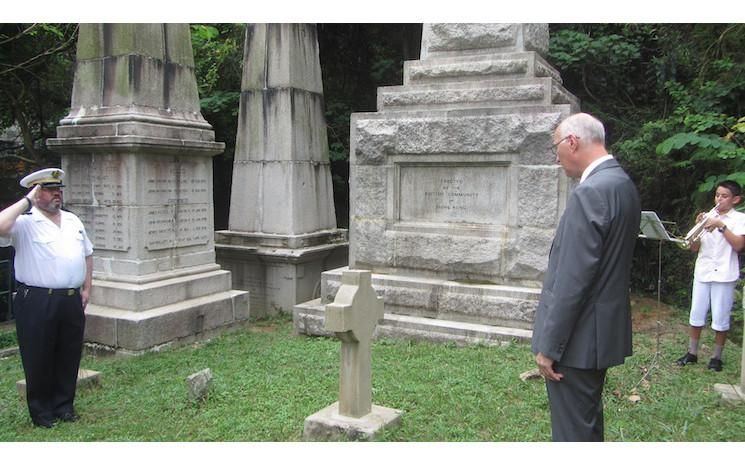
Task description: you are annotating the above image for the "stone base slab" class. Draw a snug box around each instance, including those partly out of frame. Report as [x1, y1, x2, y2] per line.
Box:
[84, 289, 249, 353]
[17, 369, 101, 400]
[714, 383, 745, 402]
[0, 346, 19, 359]
[91, 268, 234, 312]
[295, 298, 530, 345]
[316, 266, 540, 330]
[216, 239, 348, 318]
[303, 401, 402, 441]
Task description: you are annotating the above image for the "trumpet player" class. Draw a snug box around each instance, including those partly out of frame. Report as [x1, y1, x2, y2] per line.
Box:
[676, 180, 745, 371]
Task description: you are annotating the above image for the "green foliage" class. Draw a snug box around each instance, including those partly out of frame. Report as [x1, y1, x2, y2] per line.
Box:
[190, 23, 243, 129]
[0, 24, 78, 207]
[199, 90, 240, 117]
[188, 24, 244, 229]
[550, 24, 745, 308]
[655, 52, 745, 192]
[0, 328, 16, 349]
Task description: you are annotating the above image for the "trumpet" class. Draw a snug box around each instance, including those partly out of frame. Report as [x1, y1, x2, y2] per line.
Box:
[684, 203, 721, 245]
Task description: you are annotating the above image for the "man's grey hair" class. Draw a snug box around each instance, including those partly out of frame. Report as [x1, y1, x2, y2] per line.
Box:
[556, 113, 606, 145]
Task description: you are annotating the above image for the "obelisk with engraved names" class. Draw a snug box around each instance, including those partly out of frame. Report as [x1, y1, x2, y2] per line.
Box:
[47, 23, 249, 353]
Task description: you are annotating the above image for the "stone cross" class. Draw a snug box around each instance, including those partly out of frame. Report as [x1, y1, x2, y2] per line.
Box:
[741, 302, 745, 393]
[324, 270, 384, 418]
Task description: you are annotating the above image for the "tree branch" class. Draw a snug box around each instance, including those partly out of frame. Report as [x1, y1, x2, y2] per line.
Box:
[0, 152, 40, 165]
[0, 24, 39, 46]
[0, 25, 78, 78]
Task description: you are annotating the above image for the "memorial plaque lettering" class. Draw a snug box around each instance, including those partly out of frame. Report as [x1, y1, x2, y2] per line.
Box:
[145, 205, 211, 250]
[76, 207, 130, 251]
[67, 158, 124, 206]
[399, 164, 508, 224]
[145, 162, 210, 205]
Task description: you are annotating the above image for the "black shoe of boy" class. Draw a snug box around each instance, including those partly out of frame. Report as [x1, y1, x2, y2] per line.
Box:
[676, 352, 698, 366]
[707, 358, 723, 372]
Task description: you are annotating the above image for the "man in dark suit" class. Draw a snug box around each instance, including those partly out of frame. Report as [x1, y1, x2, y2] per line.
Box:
[531, 113, 641, 441]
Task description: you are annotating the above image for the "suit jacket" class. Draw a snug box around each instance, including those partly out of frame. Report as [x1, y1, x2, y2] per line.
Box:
[531, 158, 641, 369]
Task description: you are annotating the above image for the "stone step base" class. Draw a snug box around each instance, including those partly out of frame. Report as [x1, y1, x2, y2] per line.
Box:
[377, 77, 578, 112]
[92, 268, 234, 312]
[304, 401, 403, 441]
[216, 240, 348, 319]
[319, 267, 539, 330]
[85, 289, 249, 353]
[403, 51, 561, 85]
[294, 298, 532, 346]
[17, 368, 101, 400]
[714, 383, 745, 402]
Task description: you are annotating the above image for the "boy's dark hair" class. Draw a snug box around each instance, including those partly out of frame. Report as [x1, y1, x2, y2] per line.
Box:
[717, 180, 742, 197]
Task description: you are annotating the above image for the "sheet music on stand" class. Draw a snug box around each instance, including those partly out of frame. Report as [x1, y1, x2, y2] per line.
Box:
[639, 211, 686, 243]
[638, 211, 685, 308]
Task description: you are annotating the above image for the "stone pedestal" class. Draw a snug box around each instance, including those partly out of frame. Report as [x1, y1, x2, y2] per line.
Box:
[295, 24, 578, 344]
[215, 24, 347, 318]
[714, 290, 745, 402]
[304, 402, 402, 441]
[47, 24, 249, 353]
[304, 270, 401, 440]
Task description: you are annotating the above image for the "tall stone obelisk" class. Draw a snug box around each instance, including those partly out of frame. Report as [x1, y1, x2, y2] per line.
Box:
[215, 24, 348, 318]
[295, 24, 579, 344]
[47, 24, 249, 353]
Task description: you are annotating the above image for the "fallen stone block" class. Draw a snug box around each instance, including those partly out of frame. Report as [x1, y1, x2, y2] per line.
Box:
[186, 368, 213, 402]
[17, 368, 101, 400]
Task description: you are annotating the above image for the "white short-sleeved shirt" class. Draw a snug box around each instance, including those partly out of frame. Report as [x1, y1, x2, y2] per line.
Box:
[0, 207, 93, 288]
[694, 208, 745, 283]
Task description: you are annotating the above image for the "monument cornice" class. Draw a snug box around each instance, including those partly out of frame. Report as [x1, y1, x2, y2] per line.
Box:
[216, 242, 349, 265]
[57, 110, 214, 130]
[47, 135, 225, 157]
[216, 228, 348, 249]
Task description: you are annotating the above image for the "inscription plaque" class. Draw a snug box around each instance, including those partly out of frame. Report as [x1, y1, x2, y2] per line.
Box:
[66, 157, 125, 206]
[146, 177, 209, 204]
[76, 207, 130, 251]
[399, 163, 508, 224]
[145, 205, 211, 250]
[144, 161, 211, 205]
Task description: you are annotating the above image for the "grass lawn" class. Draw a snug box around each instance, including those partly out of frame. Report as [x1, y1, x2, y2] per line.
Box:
[0, 296, 744, 441]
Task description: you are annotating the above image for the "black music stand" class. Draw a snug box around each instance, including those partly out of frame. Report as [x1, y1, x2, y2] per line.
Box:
[638, 211, 686, 307]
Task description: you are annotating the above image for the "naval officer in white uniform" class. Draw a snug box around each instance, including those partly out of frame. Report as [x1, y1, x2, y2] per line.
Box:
[0, 168, 93, 428]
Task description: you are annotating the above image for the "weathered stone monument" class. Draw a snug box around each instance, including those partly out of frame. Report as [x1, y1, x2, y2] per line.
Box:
[304, 270, 401, 440]
[714, 288, 745, 402]
[47, 24, 249, 353]
[295, 23, 579, 343]
[215, 24, 348, 318]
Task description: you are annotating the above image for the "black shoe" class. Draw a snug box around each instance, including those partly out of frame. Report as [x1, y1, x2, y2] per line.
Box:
[676, 352, 698, 366]
[707, 358, 723, 372]
[56, 411, 80, 422]
[31, 417, 56, 428]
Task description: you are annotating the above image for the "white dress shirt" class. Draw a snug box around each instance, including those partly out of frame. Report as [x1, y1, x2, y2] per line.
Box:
[694, 208, 745, 282]
[580, 154, 615, 184]
[0, 207, 93, 288]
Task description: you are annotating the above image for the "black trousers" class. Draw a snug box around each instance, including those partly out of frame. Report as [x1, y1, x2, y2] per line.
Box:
[545, 364, 607, 442]
[14, 285, 85, 423]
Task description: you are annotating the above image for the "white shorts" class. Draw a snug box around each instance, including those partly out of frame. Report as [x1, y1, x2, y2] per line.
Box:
[689, 280, 736, 331]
